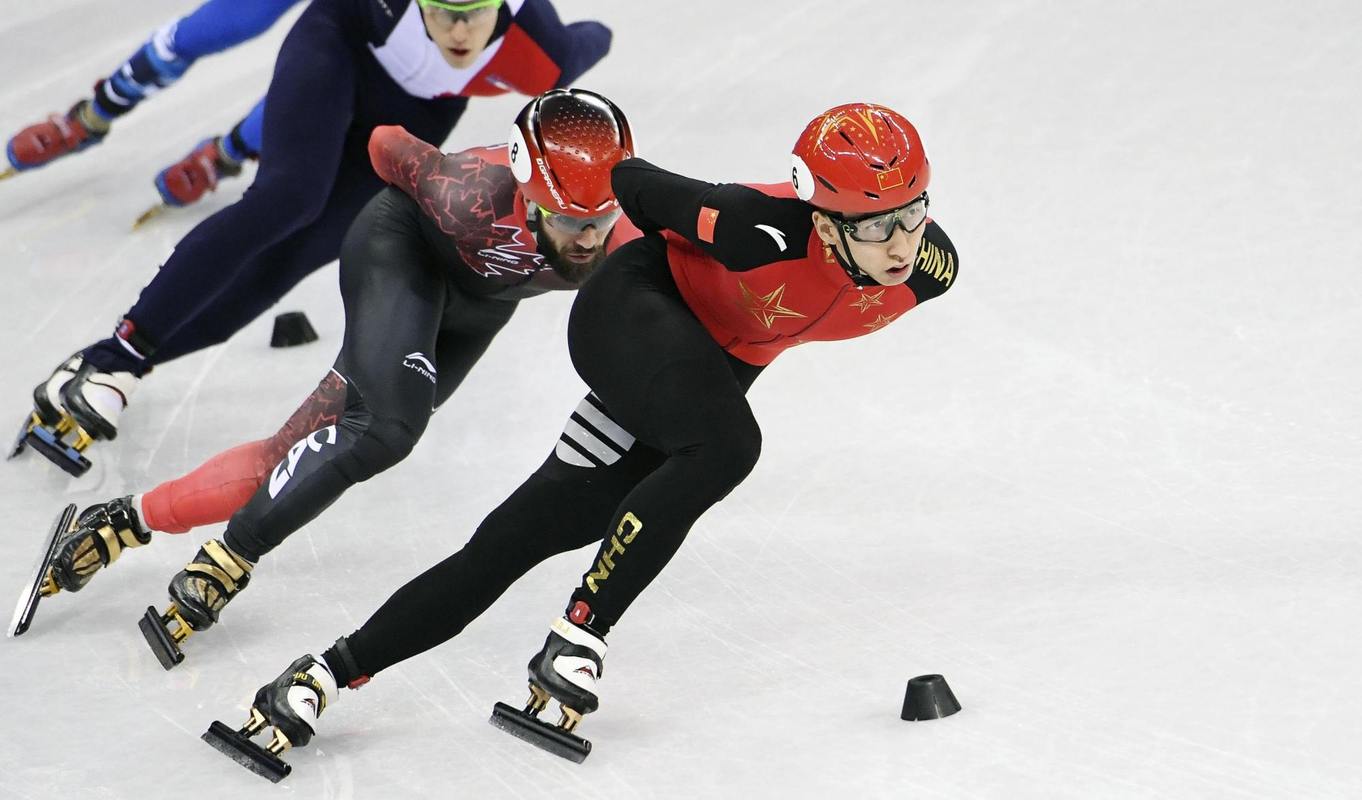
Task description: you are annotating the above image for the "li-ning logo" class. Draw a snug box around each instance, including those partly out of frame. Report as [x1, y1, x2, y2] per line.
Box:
[269, 426, 338, 498]
[535, 156, 568, 209]
[403, 352, 437, 384]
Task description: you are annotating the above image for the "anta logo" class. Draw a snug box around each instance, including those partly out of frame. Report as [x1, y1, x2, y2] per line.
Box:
[403, 352, 437, 384]
[585, 512, 642, 592]
[574, 665, 596, 679]
[754, 224, 787, 251]
[301, 697, 318, 715]
[269, 426, 338, 498]
[484, 74, 512, 91]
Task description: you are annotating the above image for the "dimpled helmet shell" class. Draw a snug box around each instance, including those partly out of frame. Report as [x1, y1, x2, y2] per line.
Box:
[508, 89, 635, 215]
[790, 102, 930, 215]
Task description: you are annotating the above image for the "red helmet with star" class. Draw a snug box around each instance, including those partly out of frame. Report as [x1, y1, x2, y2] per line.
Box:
[790, 102, 930, 215]
[507, 88, 635, 217]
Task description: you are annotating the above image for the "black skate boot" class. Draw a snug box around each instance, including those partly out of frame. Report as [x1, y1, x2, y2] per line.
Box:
[59, 359, 139, 442]
[202, 654, 338, 783]
[13, 354, 92, 475]
[10, 497, 149, 636]
[138, 539, 252, 669]
[490, 605, 607, 763]
[47, 496, 152, 593]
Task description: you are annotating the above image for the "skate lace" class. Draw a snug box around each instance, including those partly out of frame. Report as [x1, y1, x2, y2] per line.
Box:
[47, 114, 74, 146]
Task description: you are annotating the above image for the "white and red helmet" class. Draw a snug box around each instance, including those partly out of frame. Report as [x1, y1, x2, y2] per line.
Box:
[508, 88, 635, 216]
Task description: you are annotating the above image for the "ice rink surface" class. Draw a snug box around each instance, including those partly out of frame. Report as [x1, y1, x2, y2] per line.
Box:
[2, 1, 1361, 797]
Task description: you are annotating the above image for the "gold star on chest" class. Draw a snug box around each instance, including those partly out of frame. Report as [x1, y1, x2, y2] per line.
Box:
[850, 289, 886, 314]
[863, 312, 899, 332]
[739, 281, 807, 329]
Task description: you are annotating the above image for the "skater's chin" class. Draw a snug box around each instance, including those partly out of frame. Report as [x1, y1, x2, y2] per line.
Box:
[442, 47, 477, 68]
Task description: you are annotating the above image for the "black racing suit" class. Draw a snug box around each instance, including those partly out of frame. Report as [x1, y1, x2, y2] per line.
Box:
[332, 159, 958, 684]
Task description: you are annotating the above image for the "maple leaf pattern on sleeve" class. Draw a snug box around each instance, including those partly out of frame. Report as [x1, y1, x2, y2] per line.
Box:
[369, 126, 543, 278]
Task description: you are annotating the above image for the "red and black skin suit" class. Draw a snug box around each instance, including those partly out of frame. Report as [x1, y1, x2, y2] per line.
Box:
[136, 127, 640, 566]
[318, 157, 958, 687]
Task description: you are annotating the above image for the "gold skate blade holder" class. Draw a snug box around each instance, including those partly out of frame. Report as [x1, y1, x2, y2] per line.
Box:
[558, 706, 583, 733]
[38, 569, 60, 598]
[138, 603, 192, 670]
[202, 714, 293, 783]
[526, 682, 551, 714]
[19, 414, 93, 477]
[0, 166, 17, 181]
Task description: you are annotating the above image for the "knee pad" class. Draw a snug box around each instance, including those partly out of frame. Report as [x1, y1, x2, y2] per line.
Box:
[682, 413, 763, 500]
[346, 416, 422, 480]
[714, 416, 763, 486]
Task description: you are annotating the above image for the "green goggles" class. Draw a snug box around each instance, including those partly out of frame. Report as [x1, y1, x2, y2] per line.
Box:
[537, 205, 623, 235]
[416, 0, 503, 26]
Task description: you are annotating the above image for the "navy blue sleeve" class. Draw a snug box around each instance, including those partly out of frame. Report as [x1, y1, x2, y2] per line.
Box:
[514, 0, 612, 87]
[172, 0, 304, 60]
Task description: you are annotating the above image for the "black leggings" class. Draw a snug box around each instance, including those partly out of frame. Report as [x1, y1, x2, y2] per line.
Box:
[344, 234, 763, 678]
[222, 189, 518, 562]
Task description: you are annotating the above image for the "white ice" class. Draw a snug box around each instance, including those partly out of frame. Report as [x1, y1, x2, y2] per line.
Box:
[2, 1, 1360, 798]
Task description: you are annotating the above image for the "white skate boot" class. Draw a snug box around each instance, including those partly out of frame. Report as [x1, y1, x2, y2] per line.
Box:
[13, 354, 117, 476]
[490, 605, 608, 762]
[58, 359, 140, 441]
[202, 654, 339, 782]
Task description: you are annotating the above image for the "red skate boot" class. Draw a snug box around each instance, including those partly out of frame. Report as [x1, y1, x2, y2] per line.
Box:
[135, 136, 245, 227]
[3, 100, 109, 179]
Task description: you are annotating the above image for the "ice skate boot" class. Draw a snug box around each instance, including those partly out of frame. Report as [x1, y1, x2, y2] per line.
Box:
[3, 99, 109, 180]
[202, 654, 338, 783]
[13, 354, 93, 475]
[139, 539, 253, 669]
[51, 496, 151, 592]
[490, 608, 607, 762]
[134, 136, 244, 228]
[59, 359, 139, 442]
[9, 497, 150, 636]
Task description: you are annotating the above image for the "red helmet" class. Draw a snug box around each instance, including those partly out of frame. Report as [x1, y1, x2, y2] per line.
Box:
[790, 103, 929, 215]
[508, 88, 635, 216]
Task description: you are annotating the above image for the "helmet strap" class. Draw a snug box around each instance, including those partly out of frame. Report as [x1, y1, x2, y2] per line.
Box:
[525, 200, 543, 244]
[833, 226, 882, 287]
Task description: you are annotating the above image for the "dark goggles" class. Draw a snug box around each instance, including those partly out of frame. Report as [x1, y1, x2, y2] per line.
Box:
[537, 205, 623, 235]
[836, 193, 930, 243]
[416, 0, 502, 27]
